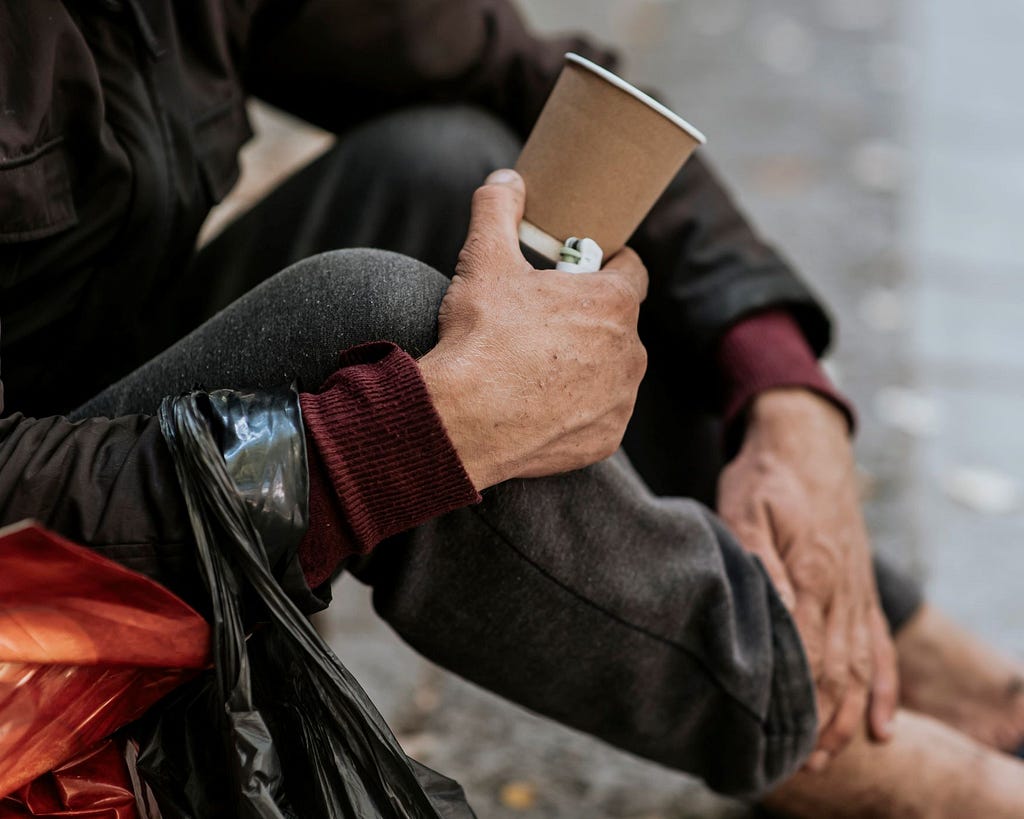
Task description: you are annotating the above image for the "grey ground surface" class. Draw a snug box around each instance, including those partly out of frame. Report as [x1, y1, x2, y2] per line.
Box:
[213, 1, 1024, 815]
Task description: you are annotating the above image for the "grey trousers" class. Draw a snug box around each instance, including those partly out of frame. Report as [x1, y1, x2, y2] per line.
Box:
[80, 106, 921, 798]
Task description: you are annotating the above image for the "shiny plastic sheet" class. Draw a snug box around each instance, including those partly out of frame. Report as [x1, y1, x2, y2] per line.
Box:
[149, 389, 476, 818]
[0, 739, 140, 818]
[0, 521, 211, 800]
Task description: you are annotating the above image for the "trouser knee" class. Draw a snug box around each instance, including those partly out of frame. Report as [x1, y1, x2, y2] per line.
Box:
[270, 248, 450, 362]
[72, 248, 449, 418]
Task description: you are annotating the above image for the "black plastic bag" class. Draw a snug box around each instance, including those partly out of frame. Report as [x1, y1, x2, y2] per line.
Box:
[136, 388, 476, 818]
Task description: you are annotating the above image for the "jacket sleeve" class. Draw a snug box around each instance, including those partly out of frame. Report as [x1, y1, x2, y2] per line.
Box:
[243, 0, 833, 403]
[0, 412, 203, 603]
[0, 401, 325, 614]
[0, 356, 479, 611]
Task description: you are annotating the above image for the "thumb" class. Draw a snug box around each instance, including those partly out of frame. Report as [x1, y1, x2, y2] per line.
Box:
[460, 169, 527, 276]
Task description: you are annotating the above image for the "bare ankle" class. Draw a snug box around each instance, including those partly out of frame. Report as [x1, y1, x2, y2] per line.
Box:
[896, 605, 1024, 751]
[762, 711, 1024, 819]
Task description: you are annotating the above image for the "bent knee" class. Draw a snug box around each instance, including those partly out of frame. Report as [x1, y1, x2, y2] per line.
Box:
[271, 249, 449, 357]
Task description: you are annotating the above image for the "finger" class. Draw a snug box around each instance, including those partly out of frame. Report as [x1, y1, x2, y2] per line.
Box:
[460, 169, 527, 274]
[734, 520, 797, 612]
[816, 592, 877, 764]
[598, 246, 649, 302]
[720, 495, 798, 612]
[817, 606, 872, 761]
[868, 606, 899, 741]
[793, 591, 827, 681]
[811, 682, 868, 770]
[814, 595, 850, 747]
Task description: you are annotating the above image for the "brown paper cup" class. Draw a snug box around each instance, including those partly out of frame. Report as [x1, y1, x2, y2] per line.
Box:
[515, 53, 706, 262]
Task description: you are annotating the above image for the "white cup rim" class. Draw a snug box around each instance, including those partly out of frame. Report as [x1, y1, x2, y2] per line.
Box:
[565, 53, 707, 145]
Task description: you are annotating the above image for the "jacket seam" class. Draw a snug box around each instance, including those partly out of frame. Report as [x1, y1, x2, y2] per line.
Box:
[0, 135, 66, 170]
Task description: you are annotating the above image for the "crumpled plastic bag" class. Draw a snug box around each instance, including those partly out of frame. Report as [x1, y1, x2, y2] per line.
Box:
[0, 738, 141, 818]
[141, 389, 476, 818]
[0, 520, 211, 803]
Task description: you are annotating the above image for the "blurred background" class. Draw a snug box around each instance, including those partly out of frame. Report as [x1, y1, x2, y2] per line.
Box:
[207, 1, 1024, 815]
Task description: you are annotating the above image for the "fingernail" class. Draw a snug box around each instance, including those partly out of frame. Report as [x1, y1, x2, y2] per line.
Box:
[486, 169, 519, 185]
[807, 750, 830, 772]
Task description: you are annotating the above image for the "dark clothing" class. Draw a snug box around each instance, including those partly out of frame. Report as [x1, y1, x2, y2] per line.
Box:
[91, 102, 921, 635]
[0, 0, 853, 604]
[0, 1, 924, 797]
[80, 245, 820, 797]
[0, 0, 829, 417]
[0, 0, 840, 581]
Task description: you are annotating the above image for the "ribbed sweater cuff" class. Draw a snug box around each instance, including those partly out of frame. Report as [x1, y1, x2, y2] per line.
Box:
[298, 342, 480, 589]
[717, 310, 856, 438]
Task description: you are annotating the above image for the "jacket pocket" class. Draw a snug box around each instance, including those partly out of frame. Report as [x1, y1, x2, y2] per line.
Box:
[0, 137, 78, 244]
[193, 98, 253, 204]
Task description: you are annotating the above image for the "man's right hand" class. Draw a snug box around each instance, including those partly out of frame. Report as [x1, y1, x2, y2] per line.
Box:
[418, 168, 648, 490]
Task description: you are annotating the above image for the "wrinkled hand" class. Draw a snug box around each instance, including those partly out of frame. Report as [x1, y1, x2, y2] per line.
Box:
[717, 388, 898, 771]
[418, 169, 648, 490]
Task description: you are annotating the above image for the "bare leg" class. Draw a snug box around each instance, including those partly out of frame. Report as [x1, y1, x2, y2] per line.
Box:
[896, 604, 1024, 753]
[763, 710, 1024, 818]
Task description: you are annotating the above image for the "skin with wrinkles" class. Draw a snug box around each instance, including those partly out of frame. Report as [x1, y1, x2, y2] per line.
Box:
[421, 168, 896, 770]
[419, 169, 648, 491]
[763, 710, 1024, 818]
[718, 388, 899, 768]
[896, 605, 1024, 753]
[410, 170, 1024, 816]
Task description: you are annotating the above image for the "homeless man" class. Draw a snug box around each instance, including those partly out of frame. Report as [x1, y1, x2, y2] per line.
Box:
[2, 2, 1023, 815]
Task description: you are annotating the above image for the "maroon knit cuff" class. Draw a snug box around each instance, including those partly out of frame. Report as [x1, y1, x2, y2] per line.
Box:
[298, 342, 481, 589]
[717, 310, 856, 436]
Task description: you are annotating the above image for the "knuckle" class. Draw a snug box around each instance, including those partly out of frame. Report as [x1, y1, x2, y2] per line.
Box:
[876, 631, 897, 662]
[615, 248, 649, 289]
[600, 275, 639, 313]
[593, 423, 624, 463]
[820, 663, 848, 697]
[599, 436, 620, 462]
[790, 548, 839, 592]
[872, 676, 897, 700]
[802, 642, 826, 675]
[631, 343, 648, 380]
[851, 643, 874, 680]
[746, 490, 775, 515]
[830, 723, 855, 749]
[852, 657, 873, 684]
[616, 338, 646, 381]
[749, 451, 783, 477]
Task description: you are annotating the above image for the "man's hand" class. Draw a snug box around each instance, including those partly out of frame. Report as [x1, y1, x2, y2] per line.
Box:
[717, 388, 898, 771]
[418, 169, 648, 490]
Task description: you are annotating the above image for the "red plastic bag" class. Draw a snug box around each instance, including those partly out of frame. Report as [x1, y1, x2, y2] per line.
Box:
[0, 521, 211, 802]
[0, 738, 140, 818]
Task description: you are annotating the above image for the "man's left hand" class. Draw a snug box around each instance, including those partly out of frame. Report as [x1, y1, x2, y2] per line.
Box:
[717, 388, 898, 771]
